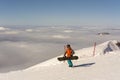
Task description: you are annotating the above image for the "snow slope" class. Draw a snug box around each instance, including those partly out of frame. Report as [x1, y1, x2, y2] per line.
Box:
[0, 40, 120, 80]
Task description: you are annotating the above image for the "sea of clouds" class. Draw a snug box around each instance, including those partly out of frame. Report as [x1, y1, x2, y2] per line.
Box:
[0, 25, 120, 72]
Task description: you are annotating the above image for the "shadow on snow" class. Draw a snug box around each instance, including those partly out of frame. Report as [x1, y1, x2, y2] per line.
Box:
[73, 62, 95, 67]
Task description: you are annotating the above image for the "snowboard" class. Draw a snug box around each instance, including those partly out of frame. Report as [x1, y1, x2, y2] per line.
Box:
[57, 56, 78, 61]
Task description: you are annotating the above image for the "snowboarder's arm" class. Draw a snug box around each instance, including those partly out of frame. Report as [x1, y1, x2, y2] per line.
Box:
[64, 51, 66, 57]
[72, 49, 75, 55]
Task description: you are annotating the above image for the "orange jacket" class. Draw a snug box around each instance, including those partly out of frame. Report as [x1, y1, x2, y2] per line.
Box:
[65, 48, 72, 58]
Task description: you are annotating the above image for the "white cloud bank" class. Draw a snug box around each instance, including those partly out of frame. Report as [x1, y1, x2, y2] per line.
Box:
[25, 29, 33, 32]
[4, 31, 19, 34]
[52, 35, 71, 39]
[63, 30, 73, 33]
[0, 27, 9, 31]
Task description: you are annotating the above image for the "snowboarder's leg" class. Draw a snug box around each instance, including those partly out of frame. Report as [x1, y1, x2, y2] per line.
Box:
[67, 59, 73, 67]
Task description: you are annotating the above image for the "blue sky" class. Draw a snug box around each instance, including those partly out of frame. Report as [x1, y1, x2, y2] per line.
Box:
[0, 0, 120, 26]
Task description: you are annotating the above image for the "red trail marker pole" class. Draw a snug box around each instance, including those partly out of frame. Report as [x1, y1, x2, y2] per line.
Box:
[93, 42, 96, 56]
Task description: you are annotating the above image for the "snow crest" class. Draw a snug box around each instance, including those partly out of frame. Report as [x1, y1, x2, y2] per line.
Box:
[75, 40, 119, 57]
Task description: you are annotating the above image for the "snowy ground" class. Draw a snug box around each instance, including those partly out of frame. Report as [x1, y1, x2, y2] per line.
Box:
[0, 40, 120, 80]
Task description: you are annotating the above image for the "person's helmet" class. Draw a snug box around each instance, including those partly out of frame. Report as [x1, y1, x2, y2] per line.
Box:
[66, 44, 70, 47]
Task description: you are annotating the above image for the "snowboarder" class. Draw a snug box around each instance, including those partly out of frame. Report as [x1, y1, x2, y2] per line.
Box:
[64, 44, 74, 67]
